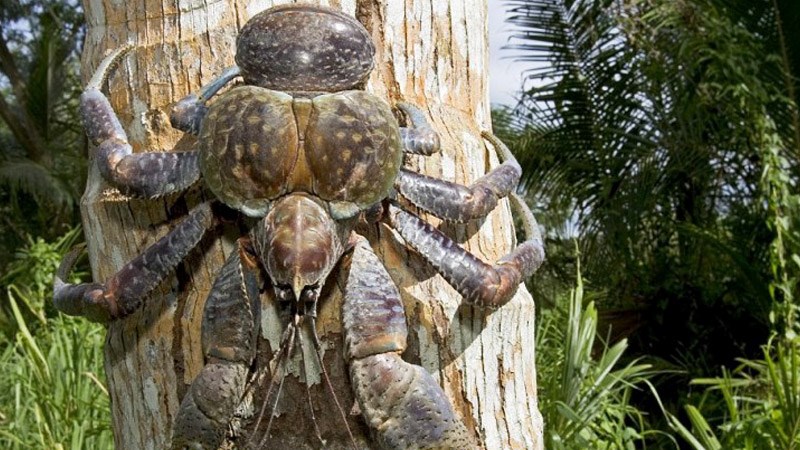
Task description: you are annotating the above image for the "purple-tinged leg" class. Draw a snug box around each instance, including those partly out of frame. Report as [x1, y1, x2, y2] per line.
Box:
[397, 103, 440, 156]
[169, 66, 240, 135]
[387, 195, 544, 308]
[81, 47, 201, 198]
[396, 132, 522, 222]
[173, 238, 260, 450]
[53, 202, 216, 323]
[343, 235, 476, 449]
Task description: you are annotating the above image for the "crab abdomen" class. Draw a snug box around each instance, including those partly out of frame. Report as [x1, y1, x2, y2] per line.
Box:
[236, 4, 375, 91]
[199, 86, 402, 217]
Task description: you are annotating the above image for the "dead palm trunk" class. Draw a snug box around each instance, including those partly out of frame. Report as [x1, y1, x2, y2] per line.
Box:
[80, 0, 544, 448]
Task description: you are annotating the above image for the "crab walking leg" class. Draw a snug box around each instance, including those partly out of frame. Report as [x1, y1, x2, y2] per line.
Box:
[397, 102, 440, 155]
[172, 238, 260, 450]
[343, 236, 476, 449]
[53, 202, 215, 322]
[81, 47, 201, 198]
[387, 199, 544, 308]
[169, 66, 241, 135]
[395, 131, 522, 222]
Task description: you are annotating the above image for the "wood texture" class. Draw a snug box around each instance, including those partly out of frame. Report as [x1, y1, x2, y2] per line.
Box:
[80, 0, 543, 448]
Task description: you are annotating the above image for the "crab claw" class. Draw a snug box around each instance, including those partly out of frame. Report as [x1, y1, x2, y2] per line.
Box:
[344, 236, 477, 449]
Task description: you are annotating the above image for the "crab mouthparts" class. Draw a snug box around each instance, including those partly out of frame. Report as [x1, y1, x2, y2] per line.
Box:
[289, 281, 319, 318]
[291, 277, 306, 308]
[257, 193, 345, 317]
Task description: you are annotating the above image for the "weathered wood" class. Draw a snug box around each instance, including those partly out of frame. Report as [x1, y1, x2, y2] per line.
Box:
[80, 0, 543, 448]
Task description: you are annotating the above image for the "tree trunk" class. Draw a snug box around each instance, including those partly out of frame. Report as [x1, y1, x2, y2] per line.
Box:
[80, 0, 544, 448]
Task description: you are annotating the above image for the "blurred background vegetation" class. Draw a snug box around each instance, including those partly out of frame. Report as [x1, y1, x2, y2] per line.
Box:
[0, 0, 799, 448]
[0, 1, 110, 448]
[500, 0, 800, 447]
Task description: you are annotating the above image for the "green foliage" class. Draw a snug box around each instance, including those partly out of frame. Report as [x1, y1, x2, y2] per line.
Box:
[503, 0, 800, 444]
[661, 30, 800, 443]
[658, 340, 800, 449]
[0, 231, 111, 450]
[504, 0, 795, 381]
[2, 228, 82, 298]
[0, 227, 82, 338]
[0, 292, 111, 449]
[0, 0, 87, 271]
[760, 104, 800, 340]
[536, 255, 663, 448]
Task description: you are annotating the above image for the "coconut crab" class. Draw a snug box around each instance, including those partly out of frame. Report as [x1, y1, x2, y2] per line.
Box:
[53, 3, 544, 449]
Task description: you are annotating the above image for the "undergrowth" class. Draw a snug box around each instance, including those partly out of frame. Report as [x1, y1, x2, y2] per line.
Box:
[0, 230, 111, 449]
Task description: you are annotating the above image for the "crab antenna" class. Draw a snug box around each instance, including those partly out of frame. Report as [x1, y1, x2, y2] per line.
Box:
[257, 325, 297, 450]
[249, 323, 294, 447]
[309, 316, 358, 450]
[87, 44, 134, 91]
[297, 328, 325, 447]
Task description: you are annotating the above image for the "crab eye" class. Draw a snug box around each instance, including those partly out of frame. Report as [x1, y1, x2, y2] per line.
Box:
[300, 285, 320, 303]
[274, 284, 292, 302]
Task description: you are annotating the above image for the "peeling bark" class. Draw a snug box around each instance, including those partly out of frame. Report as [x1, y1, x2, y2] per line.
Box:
[80, 0, 543, 448]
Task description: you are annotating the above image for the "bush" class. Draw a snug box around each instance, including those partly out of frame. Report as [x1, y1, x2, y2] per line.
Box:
[536, 256, 664, 448]
[0, 231, 112, 449]
[660, 339, 800, 449]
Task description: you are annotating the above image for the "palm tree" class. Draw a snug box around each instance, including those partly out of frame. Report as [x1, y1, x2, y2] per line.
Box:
[503, 0, 798, 377]
[0, 0, 86, 267]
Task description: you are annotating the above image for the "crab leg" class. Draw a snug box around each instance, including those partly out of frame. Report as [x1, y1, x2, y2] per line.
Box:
[343, 235, 476, 449]
[395, 132, 522, 222]
[173, 238, 260, 450]
[169, 66, 241, 135]
[387, 195, 544, 308]
[53, 202, 215, 322]
[81, 47, 203, 198]
[397, 103, 440, 155]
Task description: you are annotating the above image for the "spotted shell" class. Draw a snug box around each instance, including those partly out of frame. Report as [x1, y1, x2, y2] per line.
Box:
[199, 86, 403, 218]
[235, 4, 375, 92]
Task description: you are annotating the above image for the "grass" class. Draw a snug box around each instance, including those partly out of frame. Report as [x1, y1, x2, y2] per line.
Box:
[657, 338, 800, 449]
[536, 254, 665, 449]
[0, 231, 112, 449]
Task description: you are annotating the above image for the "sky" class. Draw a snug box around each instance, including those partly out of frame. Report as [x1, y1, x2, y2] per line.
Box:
[488, 2, 528, 107]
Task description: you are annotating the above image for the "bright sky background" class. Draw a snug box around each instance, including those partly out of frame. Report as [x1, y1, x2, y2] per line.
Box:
[488, 2, 529, 107]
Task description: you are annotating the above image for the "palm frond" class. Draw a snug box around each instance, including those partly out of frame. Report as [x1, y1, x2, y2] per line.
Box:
[505, 0, 657, 220]
[0, 159, 74, 211]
